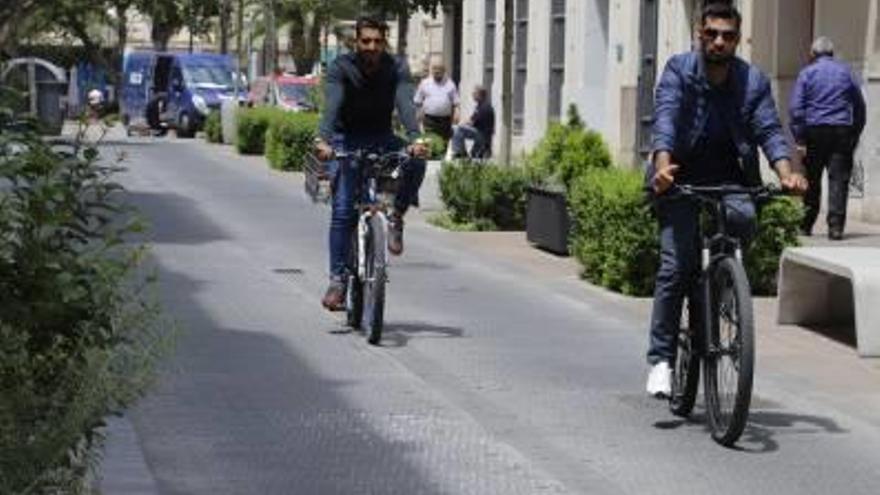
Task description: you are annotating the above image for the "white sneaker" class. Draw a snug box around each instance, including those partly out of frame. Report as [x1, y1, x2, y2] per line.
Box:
[646, 361, 672, 398]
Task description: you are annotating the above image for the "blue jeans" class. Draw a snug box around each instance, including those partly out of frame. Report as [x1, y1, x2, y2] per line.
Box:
[646, 194, 756, 365]
[451, 125, 486, 157]
[327, 133, 426, 279]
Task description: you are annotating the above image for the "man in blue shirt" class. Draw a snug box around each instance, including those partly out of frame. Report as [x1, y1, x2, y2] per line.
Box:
[645, 3, 807, 397]
[789, 36, 866, 240]
[314, 16, 427, 311]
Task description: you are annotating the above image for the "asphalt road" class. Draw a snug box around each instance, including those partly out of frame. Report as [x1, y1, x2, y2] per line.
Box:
[102, 135, 880, 494]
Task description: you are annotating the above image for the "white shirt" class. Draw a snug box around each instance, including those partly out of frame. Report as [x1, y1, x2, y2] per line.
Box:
[414, 77, 460, 117]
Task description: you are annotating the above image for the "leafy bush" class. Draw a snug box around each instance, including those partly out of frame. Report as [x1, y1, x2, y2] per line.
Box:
[569, 168, 659, 296]
[0, 114, 168, 492]
[423, 132, 448, 160]
[235, 106, 285, 155]
[526, 120, 612, 194]
[746, 197, 803, 295]
[265, 112, 320, 171]
[204, 110, 223, 143]
[569, 166, 804, 297]
[438, 161, 528, 230]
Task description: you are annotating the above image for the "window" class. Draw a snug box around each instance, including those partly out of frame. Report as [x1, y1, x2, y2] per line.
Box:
[484, 0, 496, 95]
[549, 0, 565, 121]
[513, 0, 528, 134]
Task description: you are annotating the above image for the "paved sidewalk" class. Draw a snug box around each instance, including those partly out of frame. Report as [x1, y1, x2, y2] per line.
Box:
[408, 208, 880, 431]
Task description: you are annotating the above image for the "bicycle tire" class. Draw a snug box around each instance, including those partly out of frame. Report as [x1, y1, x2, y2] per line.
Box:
[669, 293, 700, 417]
[704, 256, 754, 446]
[346, 228, 363, 329]
[362, 215, 387, 345]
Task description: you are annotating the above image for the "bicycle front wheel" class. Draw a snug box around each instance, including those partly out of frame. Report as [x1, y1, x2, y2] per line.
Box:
[670, 292, 700, 418]
[362, 214, 387, 345]
[704, 256, 755, 446]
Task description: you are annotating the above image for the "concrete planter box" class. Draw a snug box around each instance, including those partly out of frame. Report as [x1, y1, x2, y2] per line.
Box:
[526, 186, 570, 255]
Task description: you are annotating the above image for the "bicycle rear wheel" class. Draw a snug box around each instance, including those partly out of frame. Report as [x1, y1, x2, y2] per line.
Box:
[362, 215, 387, 345]
[670, 292, 700, 417]
[346, 228, 363, 329]
[704, 256, 754, 446]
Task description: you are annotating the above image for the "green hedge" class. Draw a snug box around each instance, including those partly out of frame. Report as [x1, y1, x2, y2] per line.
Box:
[568, 167, 803, 296]
[235, 106, 286, 155]
[438, 161, 529, 230]
[569, 168, 660, 296]
[204, 110, 222, 143]
[265, 112, 321, 171]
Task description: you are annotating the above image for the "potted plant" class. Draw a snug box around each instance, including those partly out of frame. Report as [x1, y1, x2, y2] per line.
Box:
[525, 105, 611, 255]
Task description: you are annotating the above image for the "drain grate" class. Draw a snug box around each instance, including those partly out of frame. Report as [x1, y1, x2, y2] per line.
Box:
[273, 268, 305, 276]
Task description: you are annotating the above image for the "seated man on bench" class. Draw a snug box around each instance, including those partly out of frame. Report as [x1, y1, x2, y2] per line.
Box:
[450, 85, 495, 159]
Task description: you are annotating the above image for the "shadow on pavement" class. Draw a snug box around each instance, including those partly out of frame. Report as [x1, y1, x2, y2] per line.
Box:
[124, 191, 231, 245]
[381, 321, 465, 348]
[653, 407, 846, 454]
[118, 267, 450, 494]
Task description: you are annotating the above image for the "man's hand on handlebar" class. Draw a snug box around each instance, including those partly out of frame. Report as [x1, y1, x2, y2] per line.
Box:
[408, 139, 429, 159]
[652, 151, 679, 194]
[314, 138, 334, 161]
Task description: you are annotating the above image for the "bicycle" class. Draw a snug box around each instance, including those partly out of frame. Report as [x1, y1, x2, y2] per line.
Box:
[658, 183, 783, 447]
[329, 148, 411, 345]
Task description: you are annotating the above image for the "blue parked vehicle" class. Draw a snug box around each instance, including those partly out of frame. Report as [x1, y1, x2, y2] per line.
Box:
[121, 52, 246, 138]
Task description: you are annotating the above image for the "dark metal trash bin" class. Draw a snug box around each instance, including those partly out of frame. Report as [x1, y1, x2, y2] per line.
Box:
[526, 186, 570, 255]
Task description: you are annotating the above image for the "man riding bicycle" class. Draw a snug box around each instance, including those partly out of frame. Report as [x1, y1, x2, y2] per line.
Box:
[645, 3, 808, 397]
[314, 15, 428, 312]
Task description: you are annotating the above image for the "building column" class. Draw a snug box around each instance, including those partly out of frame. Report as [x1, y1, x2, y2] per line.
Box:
[605, 0, 641, 166]
[562, 0, 611, 135]
[522, 0, 552, 150]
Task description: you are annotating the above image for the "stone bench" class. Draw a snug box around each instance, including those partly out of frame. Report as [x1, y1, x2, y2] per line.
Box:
[777, 247, 880, 357]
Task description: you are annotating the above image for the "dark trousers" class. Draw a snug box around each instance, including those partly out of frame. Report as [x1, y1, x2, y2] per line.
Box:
[803, 125, 856, 233]
[647, 194, 756, 365]
[423, 114, 453, 141]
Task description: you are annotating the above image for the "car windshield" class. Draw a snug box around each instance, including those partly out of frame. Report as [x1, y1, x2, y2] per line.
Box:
[184, 64, 234, 89]
[279, 83, 312, 101]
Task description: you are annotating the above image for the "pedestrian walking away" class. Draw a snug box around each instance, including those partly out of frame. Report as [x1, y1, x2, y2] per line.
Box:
[314, 15, 428, 312]
[789, 36, 866, 240]
[645, 2, 807, 399]
[414, 61, 460, 144]
[450, 84, 495, 159]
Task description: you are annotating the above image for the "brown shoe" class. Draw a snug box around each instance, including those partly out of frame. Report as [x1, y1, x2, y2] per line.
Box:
[388, 214, 404, 255]
[321, 280, 346, 311]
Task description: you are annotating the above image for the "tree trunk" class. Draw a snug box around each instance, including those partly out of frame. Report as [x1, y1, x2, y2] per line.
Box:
[114, 6, 129, 104]
[236, 0, 244, 66]
[499, 0, 514, 166]
[152, 23, 174, 51]
[219, 0, 231, 54]
[397, 10, 409, 56]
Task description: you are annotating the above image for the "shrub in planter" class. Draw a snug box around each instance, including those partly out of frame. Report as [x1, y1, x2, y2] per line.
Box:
[204, 110, 223, 143]
[569, 168, 659, 296]
[439, 161, 528, 230]
[235, 106, 284, 155]
[526, 119, 612, 194]
[265, 112, 321, 171]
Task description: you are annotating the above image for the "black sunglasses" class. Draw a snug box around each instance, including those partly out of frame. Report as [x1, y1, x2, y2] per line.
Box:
[702, 28, 739, 42]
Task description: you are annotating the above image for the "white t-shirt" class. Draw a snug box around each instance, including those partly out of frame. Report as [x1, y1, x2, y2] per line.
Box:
[414, 77, 460, 117]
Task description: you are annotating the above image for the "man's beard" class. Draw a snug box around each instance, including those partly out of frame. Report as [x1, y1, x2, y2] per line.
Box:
[704, 50, 734, 66]
[356, 51, 381, 73]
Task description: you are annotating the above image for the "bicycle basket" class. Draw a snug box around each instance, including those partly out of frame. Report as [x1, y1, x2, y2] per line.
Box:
[304, 153, 331, 204]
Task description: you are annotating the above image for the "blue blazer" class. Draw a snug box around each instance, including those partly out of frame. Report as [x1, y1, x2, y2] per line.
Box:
[651, 51, 791, 186]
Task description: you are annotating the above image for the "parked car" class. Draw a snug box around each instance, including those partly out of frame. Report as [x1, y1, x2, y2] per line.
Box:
[121, 52, 247, 138]
[248, 75, 318, 112]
